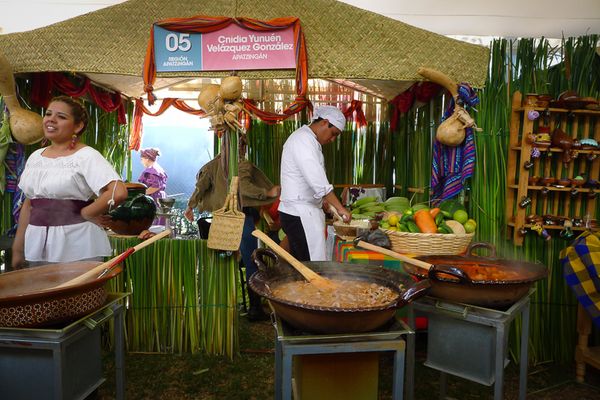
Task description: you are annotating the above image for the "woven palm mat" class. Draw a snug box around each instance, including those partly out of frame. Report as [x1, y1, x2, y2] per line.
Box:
[0, 0, 488, 97]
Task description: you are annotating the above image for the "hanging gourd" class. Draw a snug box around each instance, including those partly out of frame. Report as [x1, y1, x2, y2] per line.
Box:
[0, 51, 44, 145]
[417, 67, 479, 147]
[197, 84, 222, 114]
[198, 73, 247, 136]
[219, 75, 242, 101]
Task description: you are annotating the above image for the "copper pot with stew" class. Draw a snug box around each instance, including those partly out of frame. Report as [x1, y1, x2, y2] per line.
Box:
[405, 243, 548, 309]
[249, 248, 430, 334]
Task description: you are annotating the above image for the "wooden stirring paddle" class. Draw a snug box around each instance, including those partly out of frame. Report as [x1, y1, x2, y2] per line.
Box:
[50, 229, 172, 290]
[355, 240, 433, 273]
[252, 229, 338, 289]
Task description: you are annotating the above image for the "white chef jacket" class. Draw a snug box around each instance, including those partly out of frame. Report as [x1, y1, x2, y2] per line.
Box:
[278, 125, 333, 260]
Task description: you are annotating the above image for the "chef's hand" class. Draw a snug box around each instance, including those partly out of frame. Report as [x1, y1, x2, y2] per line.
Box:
[184, 207, 195, 222]
[338, 207, 352, 223]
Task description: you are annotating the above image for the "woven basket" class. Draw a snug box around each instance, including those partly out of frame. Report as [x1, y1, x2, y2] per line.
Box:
[382, 229, 474, 256]
[207, 176, 246, 251]
[332, 220, 370, 240]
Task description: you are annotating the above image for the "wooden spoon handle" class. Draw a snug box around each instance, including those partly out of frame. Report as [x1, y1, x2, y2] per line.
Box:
[355, 240, 432, 272]
[51, 229, 172, 289]
[328, 205, 343, 223]
[252, 229, 330, 285]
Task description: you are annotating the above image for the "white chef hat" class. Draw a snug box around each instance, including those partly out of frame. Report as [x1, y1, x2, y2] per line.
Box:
[312, 105, 346, 132]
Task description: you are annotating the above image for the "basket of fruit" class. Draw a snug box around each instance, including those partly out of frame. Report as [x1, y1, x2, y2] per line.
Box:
[379, 200, 475, 256]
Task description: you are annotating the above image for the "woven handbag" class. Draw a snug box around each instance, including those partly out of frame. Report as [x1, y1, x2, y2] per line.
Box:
[207, 176, 246, 251]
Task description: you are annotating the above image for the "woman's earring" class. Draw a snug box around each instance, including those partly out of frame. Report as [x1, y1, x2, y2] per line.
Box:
[68, 134, 78, 150]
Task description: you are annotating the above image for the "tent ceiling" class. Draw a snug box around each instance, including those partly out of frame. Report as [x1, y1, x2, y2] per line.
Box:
[0, 0, 489, 101]
[340, 0, 600, 40]
[2, 1, 598, 40]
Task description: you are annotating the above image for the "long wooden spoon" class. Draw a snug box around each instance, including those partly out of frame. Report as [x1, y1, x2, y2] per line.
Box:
[355, 240, 432, 273]
[252, 229, 337, 289]
[50, 229, 172, 290]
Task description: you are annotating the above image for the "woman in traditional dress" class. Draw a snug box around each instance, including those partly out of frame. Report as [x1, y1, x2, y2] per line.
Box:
[138, 147, 168, 203]
[11, 96, 128, 269]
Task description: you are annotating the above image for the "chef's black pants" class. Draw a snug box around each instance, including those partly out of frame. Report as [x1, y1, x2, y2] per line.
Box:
[279, 212, 310, 261]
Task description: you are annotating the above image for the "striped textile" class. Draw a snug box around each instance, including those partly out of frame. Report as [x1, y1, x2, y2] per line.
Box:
[430, 84, 478, 204]
[335, 238, 404, 272]
[561, 231, 600, 327]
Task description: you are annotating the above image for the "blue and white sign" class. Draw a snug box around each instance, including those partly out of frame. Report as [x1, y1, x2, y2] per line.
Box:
[154, 26, 202, 72]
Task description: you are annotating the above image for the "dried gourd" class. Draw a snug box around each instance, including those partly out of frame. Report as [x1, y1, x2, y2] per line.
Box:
[436, 110, 467, 146]
[197, 84, 221, 113]
[219, 75, 242, 100]
[0, 51, 44, 144]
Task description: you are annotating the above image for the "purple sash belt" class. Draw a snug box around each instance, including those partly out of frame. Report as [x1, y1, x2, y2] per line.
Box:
[29, 199, 92, 227]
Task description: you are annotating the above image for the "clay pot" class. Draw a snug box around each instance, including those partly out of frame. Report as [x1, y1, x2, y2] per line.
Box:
[550, 91, 597, 110]
[105, 183, 157, 235]
[580, 138, 599, 150]
[533, 133, 551, 148]
[552, 128, 575, 163]
[528, 176, 541, 186]
[571, 178, 587, 187]
[526, 214, 543, 224]
[540, 177, 556, 186]
[524, 94, 538, 107]
[525, 94, 552, 108]
[535, 94, 553, 108]
[557, 178, 571, 187]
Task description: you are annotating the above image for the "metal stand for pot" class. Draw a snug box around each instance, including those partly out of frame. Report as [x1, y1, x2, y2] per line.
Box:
[0, 293, 127, 400]
[272, 311, 415, 400]
[407, 289, 533, 400]
[157, 197, 177, 237]
[155, 212, 176, 236]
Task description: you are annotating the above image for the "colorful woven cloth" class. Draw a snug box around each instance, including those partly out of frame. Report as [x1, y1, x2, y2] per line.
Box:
[430, 84, 479, 203]
[561, 231, 600, 327]
[335, 239, 404, 272]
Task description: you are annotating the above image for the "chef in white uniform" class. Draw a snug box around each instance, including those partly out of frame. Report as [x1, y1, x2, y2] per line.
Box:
[278, 105, 351, 261]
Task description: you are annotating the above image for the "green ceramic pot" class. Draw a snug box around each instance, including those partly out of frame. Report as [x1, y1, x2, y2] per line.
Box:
[106, 183, 157, 235]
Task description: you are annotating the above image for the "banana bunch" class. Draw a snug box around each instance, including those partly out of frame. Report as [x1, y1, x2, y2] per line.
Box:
[383, 196, 410, 212]
[349, 196, 410, 220]
[349, 196, 383, 219]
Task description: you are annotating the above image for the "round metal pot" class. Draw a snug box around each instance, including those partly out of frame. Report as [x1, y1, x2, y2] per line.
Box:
[0, 261, 122, 328]
[406, 243, 548, 309]
[249, 248, 430, 334]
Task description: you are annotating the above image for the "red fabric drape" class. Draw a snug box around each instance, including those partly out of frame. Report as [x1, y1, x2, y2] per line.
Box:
[31, 72, 126, 124]
[389, 82, 441, 131]
[131, 96, 367, 150]
[343, 100, 367, 129]
[142, 16, 310, 121]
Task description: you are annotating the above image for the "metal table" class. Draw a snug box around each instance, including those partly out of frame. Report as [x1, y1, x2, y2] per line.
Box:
[0, 292, 127, 400]
[272, 311, 414, 400]
[407, 290, 533, 400]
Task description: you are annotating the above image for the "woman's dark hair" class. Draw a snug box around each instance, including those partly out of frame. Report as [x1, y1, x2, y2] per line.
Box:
[50, 95, 89, 135]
